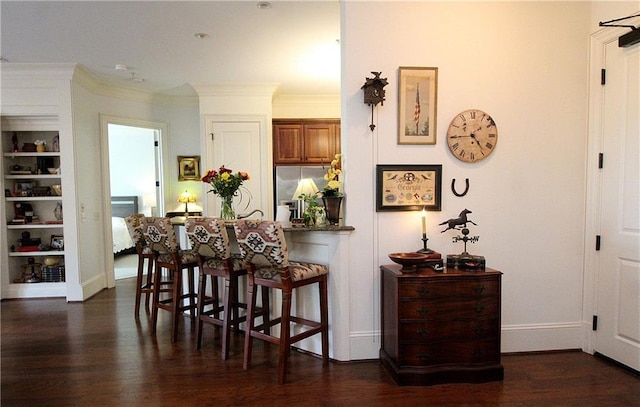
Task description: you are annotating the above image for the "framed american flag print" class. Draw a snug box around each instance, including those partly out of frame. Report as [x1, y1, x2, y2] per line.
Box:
[398, 67, 438, 145]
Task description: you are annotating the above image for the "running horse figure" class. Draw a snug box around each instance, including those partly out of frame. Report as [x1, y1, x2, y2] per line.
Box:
[439, 209, 477, 232]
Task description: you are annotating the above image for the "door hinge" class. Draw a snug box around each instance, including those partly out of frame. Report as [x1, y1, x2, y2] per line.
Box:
[596, 235, 601, 251]
[598, 153, 604, 169]
[601, 68, 606, 85]
[154, 140, 159, 147]
[155, 181, 160, 187]
[210, 132, 214, 141]
[592, 315, 598, 331]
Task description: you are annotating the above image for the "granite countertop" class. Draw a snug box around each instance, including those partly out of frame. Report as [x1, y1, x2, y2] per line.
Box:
[283, 225, 355, 232]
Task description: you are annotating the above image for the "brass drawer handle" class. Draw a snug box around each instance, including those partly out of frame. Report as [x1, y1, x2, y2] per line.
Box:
[473, 326, 485, 335]
[416, 307, 430, 317]
[474, 304, 485, 313]
[418, 353, 431, 361]
[472, 349, 485, 358]
[416, 285, 430, 297]
[472, 285, 485, 294]
[417, 329, 430, 337]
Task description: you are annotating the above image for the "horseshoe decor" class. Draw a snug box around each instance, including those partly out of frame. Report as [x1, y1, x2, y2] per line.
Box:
[451, 178, 470, 197]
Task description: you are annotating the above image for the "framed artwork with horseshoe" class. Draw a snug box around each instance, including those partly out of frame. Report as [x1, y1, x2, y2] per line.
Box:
[376, 164, 442, 212]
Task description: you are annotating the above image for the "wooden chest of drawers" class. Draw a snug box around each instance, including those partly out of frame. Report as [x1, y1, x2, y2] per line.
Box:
[380, 264, 504, 386]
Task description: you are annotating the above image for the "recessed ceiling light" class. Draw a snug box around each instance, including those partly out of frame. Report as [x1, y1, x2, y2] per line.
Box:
[115, 64, 128, 71]
[194, 33, 209, 40]
[257, 2, 271, 10]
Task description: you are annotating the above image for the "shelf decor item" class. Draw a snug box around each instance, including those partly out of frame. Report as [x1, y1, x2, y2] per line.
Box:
[201, 165, 250, 220]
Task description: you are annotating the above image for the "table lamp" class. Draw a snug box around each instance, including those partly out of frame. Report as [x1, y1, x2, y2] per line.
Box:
[178, 190, 196, 215]
[292, 178, 319, 219]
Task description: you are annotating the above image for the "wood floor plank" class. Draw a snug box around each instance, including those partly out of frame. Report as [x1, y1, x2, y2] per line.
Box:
[1, 277, 638, 406]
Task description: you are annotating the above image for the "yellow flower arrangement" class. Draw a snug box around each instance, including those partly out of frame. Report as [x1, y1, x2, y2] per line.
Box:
[321, 153, 342, 197]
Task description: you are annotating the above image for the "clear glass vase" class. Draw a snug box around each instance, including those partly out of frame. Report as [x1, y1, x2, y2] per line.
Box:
[220, 195, 236, 220]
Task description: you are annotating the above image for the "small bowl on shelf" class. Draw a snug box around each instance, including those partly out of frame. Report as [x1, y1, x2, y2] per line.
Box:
[388, 252, 430, 273]
[47, 167, 59, 174]
[51, 184, 62, 196]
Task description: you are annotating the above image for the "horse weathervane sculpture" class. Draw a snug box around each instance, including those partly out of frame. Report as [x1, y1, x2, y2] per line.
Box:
[440, 209, 486, 271]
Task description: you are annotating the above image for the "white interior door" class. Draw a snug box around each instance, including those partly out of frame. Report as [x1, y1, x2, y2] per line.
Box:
[594, 38, 640, 372]
[204, 119, 269, 218]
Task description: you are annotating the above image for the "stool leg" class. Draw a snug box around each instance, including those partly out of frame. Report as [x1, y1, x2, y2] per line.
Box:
[221, 274, 234, 360]
[151, 260, 161, 335]
[196, 271, 207, 349]
[278, 289, 293, 385]
[319, 276, 329, 364]
[144, 257, 154, 312]
[171, 269, 183, 343]
[134, 254, 144, 316]
[188, 266, 196, 320]
[243, 273, 257, 371]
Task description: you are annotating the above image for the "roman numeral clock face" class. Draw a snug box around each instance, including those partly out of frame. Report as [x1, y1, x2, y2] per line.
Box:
[446, 109, 498, 163]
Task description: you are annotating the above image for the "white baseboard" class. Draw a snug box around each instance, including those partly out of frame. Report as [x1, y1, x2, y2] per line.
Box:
[501, 322, 583, 353]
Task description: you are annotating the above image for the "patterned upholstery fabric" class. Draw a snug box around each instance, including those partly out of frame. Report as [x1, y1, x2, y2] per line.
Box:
[185, 217, 231, 259]
[139, 217, 197, 264]
[139, 216, 179, 254]
[233, 220, 327, 282]
[125, 214, 153, 254]
[185, 217, 245, 272]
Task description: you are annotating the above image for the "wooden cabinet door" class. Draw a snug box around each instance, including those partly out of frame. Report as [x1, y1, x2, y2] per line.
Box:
[303, 123, 335, 164]
[273, 124, 304, 164]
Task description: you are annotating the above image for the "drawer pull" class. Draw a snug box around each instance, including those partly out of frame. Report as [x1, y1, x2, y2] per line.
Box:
[473, 326, 485, 335]
[418, 353, 431, 361]
[417, 329, 430, 337]
[416, 285, 430, 297]
[416, 307, 430, 317]
[472, 285, 485, 294]
[472, 349, 485, 358]
[474, 304, 485, 313]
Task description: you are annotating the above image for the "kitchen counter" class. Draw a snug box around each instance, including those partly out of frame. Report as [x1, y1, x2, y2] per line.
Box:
[283, 225, 355, 232]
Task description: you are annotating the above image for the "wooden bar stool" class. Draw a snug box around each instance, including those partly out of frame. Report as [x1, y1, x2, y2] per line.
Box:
[184, 217, 249, 360]
[125, 214, 169, 316]
[140, 216, 198, 342]
[233, 219, 329, 384]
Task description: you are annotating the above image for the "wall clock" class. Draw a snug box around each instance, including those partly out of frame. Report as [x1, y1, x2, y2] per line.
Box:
[446, 109, 498, 163]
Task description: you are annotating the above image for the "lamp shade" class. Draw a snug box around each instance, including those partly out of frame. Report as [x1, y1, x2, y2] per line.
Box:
[178, 190, 196, 213]
[292, 178, 319, 200]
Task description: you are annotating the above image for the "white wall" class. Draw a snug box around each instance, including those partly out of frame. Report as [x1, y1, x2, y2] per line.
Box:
[342, 1, 596, 357]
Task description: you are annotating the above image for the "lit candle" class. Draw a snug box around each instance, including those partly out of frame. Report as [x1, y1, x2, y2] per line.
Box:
[421, 208, 427, 234]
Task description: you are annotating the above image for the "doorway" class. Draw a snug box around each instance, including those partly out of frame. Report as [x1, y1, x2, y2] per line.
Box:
[100, 115, 167, 285]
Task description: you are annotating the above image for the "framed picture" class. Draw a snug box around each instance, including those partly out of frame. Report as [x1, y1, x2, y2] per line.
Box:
[178, 155, 201, 181]
[398, 67, 438, 145]
[14, 181, 36, 197]
[376, 164, 442, 212]
[50, 235, 64, 250]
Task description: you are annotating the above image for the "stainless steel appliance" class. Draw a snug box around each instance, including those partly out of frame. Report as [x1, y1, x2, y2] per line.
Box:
[274, 166, 326, 219]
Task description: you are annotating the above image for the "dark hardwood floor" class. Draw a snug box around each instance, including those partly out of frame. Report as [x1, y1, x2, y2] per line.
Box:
[2, 277, 638, 406]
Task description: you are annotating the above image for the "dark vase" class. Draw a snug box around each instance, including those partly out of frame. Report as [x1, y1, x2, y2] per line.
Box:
[322, 196, 343, 225]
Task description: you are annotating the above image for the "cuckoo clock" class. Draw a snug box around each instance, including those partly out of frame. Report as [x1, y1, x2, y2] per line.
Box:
[361, 72, 389, 131]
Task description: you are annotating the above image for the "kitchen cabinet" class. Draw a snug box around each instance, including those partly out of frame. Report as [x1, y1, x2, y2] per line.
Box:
[380, 264, 504, 386]
[273, 119, 340, 165]
[2, 128, 66, 295]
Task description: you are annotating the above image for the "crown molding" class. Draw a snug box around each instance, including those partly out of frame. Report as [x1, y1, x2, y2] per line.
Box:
[192, 83, 279, 98]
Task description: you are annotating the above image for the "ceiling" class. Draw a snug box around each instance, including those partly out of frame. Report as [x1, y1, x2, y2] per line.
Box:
[0, 1, 341, 97]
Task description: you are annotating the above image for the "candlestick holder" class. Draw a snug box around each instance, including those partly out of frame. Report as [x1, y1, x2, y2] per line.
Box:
[415, 233, 443, 270]
[417, 233, 434, 254]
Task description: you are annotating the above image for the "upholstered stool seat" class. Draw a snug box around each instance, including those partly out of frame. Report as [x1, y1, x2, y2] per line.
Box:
[234, 219, 329, 384]
[140, 216, 198, 343]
